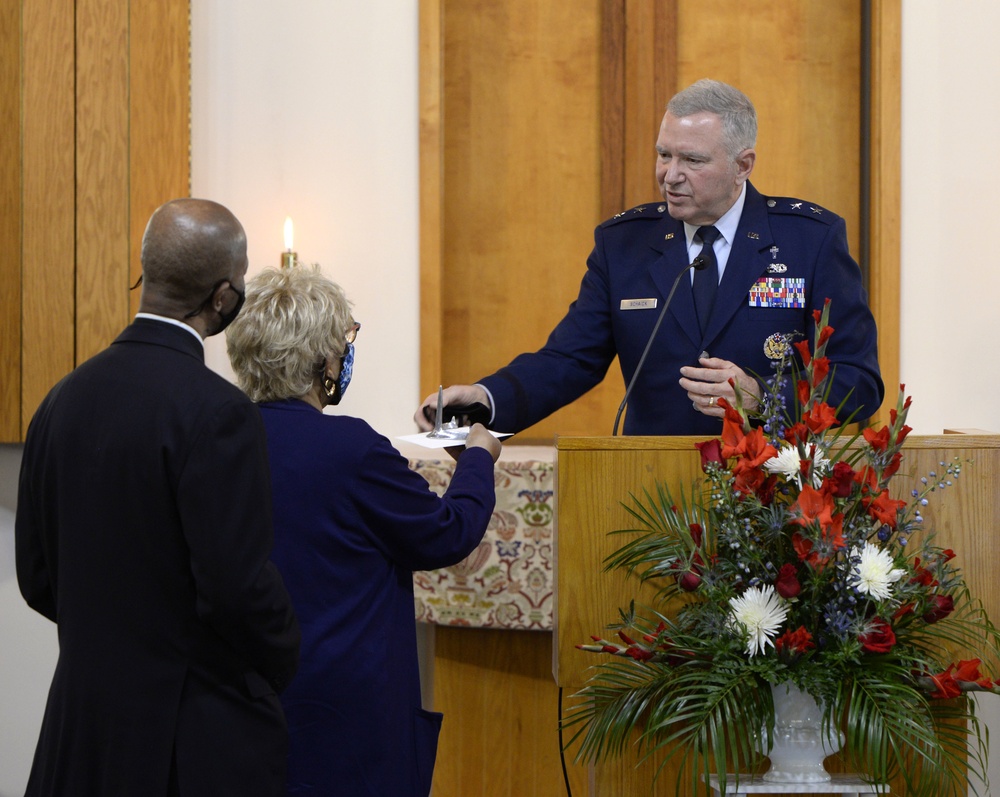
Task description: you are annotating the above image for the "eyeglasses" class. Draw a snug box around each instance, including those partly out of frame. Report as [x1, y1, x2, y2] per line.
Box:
[346, 321, 361, 344]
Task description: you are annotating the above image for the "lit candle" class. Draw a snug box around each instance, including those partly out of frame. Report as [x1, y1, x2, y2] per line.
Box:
[281, 216, 297, 268]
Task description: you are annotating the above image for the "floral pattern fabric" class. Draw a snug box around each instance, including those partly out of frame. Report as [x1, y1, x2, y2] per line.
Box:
[411, 458, 554, 630]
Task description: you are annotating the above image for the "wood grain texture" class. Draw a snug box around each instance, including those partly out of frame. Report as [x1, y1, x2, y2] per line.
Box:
[867, 0, 901, 426]
[431, 626, 589, 796]
[0, 0, 22, 441]
[21, 0, 76, 438]
[129, 0, 191, 317]
[76, 0, 130, 364]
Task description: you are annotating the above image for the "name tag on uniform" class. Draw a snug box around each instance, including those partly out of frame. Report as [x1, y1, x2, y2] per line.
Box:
[749, 278, 805, 309]
[620, 298, 657, 310]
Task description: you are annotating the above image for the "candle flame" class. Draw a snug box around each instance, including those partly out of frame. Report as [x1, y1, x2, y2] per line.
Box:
[283, 217, 294, 251]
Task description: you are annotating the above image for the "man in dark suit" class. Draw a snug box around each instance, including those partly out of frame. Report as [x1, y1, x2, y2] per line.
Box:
[15, 198, 300, 796]
[414, 79, 883, 436]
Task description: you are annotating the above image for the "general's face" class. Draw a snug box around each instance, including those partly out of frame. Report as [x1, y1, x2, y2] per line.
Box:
[655, 111, 755, 226]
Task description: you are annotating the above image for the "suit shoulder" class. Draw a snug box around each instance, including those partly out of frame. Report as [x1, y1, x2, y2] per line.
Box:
[599, 202, 672, 229]
[762, 196, 843, 226]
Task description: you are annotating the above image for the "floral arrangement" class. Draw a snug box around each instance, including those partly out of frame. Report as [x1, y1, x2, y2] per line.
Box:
[565, 301, 1000, 796]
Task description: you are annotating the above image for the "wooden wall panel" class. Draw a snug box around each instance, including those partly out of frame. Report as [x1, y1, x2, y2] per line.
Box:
[129, 0, 191, 316]
[0, 0, 21, 440]
[867, 0, 901, 426]
[8, 0, 191, 442]
[437, 0, 610, 444]
[21, 0, 76, 439]
[675, 1, 863, 257]
[76, 0, 131, 364]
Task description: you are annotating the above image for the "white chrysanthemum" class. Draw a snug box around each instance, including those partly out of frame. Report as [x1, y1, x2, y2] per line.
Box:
[728, 585, 789, 657]
[764, 444, 829, 487]
[850, 542, 906, 600]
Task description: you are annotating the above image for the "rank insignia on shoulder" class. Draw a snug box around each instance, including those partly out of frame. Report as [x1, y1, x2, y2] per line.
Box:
[764, 333, 790, 360]
[767, 263, 787, 274]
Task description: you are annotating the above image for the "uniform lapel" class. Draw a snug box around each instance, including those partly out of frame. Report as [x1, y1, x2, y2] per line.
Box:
[702, 183, 773, 346]
[647, 216, 702, 348]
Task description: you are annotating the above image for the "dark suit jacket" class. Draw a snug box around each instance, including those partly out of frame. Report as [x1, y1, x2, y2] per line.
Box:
[480, 182, 884, 435]
[258, 399, 496, 797]
[16, 318, 300, 797]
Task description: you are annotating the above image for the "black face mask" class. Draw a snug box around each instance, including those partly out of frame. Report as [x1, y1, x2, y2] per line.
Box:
[184, 279, 246, 334]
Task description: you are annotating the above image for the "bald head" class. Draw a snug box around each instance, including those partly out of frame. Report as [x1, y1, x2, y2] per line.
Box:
[139, 199, 248, 312]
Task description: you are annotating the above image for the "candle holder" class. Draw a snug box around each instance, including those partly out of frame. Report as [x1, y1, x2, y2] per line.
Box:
[281, 216, 298, 268]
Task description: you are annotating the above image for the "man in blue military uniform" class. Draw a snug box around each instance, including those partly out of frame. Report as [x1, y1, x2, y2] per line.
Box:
[414, 79, 883, 436]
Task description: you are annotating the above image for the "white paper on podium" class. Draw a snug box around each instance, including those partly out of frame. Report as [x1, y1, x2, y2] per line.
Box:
[396, 429, 511, 449]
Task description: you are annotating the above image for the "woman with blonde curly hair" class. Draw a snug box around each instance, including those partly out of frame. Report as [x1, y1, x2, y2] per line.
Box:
[226, 265, 501, 796]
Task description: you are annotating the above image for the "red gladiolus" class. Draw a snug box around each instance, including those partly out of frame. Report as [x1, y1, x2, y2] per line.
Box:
[797, 379, 812, 407]
[775, 626, 815, 659]
[791, 484, 836, 530]
[817, 324, 834, 347]
[775, 563, 801, 599]
[625, 646, 654, 661]
[802, 402, 838, 434]
[784, 422, 810, 445]
[892, 602, 914, 621]
[618, 631, 636, 645]
[926, 667, 961, 700]
[688, 523, 704, 547]
[923, 594, 955, 623]
[811, 356, 830, 388]
[695, 439, 724, 472]
[866, 489, 906, 529]
[859, 618, 896, 654]
[863, 425, 891, 453]
[794, 339, 812, 368]
[954, 659, 994, 689]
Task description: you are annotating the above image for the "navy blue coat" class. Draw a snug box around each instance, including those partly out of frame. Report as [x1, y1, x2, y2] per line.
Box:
[259, 400, 496, 796]
[479, 182, 883, 436]
[16, 319, 300, 797]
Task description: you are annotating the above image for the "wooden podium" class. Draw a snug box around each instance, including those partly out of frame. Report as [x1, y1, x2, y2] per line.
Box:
[553, 433, 1000, 796]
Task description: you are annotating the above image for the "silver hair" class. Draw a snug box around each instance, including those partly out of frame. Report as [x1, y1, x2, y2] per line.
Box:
[226, 264, 354, 403]
[667, 79, 757, 157]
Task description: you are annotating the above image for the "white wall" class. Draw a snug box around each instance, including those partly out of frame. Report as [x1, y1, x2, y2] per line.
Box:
[3, 2, 1000, 794]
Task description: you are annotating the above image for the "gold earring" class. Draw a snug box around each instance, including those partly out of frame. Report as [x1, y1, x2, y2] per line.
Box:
[322, 374, 337, 399]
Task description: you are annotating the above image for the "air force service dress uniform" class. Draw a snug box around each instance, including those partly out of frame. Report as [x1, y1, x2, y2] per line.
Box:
[478, 181, 883, 436]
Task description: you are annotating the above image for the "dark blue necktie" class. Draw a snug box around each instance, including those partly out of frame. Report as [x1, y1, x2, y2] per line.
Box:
[692, 225, 721, 335]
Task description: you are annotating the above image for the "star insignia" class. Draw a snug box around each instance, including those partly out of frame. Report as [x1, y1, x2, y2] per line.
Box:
[790, 202, 802, 209]
[811, 206, 823, 214]
[632, 206, 646, 213]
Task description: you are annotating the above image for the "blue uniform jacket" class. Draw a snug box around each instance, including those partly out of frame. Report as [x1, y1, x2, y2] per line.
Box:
[479, 182, 884, 436]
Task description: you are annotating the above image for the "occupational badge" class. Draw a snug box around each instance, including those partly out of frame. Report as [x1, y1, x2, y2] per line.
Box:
[763, 333, 790, 360]
[767, 263, 788, 274]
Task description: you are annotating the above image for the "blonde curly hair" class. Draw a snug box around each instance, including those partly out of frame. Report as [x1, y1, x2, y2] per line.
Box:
[226, 265, 354, 403]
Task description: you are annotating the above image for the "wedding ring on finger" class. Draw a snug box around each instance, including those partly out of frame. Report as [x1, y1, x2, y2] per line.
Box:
[708, 396, 716, 407]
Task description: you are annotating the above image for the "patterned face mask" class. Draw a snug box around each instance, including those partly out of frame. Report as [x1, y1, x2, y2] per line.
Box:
[330, 342, 354, 405]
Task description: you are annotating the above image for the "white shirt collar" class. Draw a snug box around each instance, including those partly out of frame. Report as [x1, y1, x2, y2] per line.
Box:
[135, 313, 205, 349]
[682, 182, 748, 250]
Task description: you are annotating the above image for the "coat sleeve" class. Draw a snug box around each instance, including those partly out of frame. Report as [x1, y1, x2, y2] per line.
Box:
[178, 398, 300, 693]
[350, 438, 497, 572]
[15, 400, 58, 622]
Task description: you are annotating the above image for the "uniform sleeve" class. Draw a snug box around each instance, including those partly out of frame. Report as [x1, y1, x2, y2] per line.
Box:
[178, 399, 300, 692]
[349, 437, 497, 572]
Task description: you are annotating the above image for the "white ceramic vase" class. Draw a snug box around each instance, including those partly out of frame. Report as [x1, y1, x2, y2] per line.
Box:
[761, 682, 844, 783]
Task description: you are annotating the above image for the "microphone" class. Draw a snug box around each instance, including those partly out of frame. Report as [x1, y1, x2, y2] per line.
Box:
[612, 256, 708, 435]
